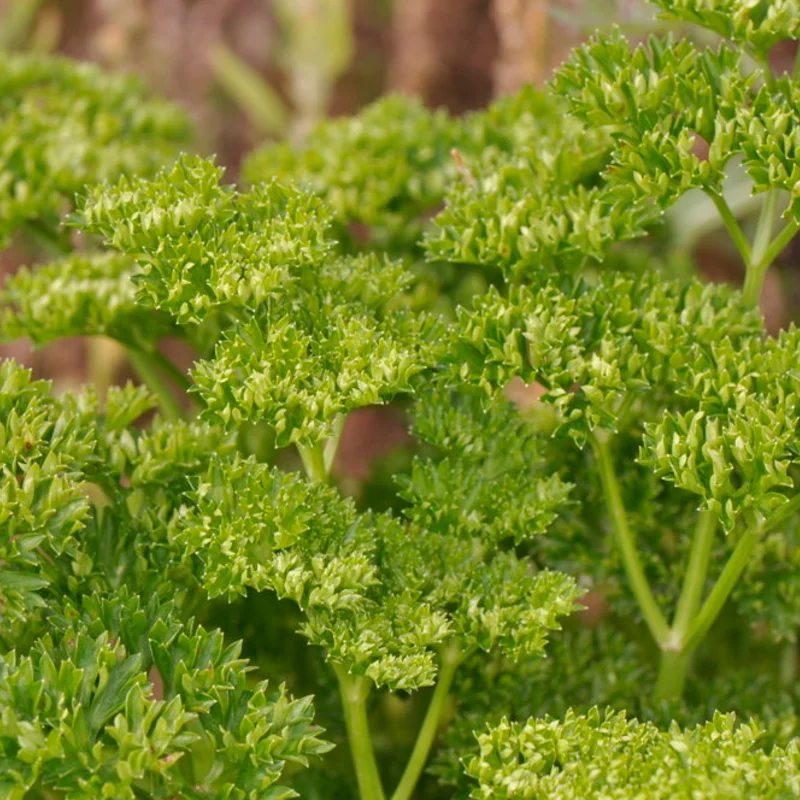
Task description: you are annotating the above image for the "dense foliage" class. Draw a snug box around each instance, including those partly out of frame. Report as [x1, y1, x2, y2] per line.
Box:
[3, 2, 800, 797]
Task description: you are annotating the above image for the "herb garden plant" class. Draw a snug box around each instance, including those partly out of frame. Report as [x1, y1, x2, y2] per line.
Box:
[3, 2, 800, 798]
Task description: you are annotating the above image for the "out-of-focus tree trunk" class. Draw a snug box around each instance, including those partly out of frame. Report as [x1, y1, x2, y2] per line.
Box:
[492, 0, 580, 93]
[388, 0, 497, 113]
[492, 0, 549, 92]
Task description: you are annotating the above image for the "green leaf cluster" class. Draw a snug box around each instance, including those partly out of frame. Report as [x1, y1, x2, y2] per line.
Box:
[0, 53, 190, 248]
[78, 154, 442, 447]
[466, 709, 800, 799]
[172, 413, 579, 691]
[651, 0, 800, 57]
[242, 95, 463, 251]
[0, 360, 327, 796]
[428, 18, 800, 286]
[242, 88, 573, 255]
[1, 595, 330, 800]
[0, 252, 176, 348]
[78, 156, 334, 325]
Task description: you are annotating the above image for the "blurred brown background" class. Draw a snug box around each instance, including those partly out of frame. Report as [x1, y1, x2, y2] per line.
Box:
[0, 0, 588, 168]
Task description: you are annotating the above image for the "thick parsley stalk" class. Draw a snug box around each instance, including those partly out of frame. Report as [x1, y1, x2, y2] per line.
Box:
[733, 190, 800, 306]
[671, 512, 718, 641]
[125, 347, 184, 422]
[658, 506, 797, 700]
[681, 528, 760, 655]
[704, 188, 753, 267]
[390, 643, 465, 800]
[654, 511, 717, 701]
[298, 415, 345, 484]
[298, 441, 330, 484]
[333, 666, 386, 800]
[682, 494, 800, 655]
[592, 431, 671, 646]
[593, 429, 720, 702]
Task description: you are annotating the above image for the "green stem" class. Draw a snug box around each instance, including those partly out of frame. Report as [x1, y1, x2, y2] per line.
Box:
[756, 217, 800, 272]
[682, 528, 759, 655]
[654, 648, 691, 704]
[679, 494, 800, 658]
[593, 433, 670, 646]
[22, 218, 72, 257]
[299, 417, 347, 483]
[323, 413, 346, 474]
[390, 643, 462, 800]
[298, 442, 328, 483]
[0, 0, 47, 50]
[752, 192, 778, 263]
[149, 348, 192, 393]
[742, 194, 800, 307]
[764, 492, 800, 533]
[115, 334, 195, 398]
[333, 665, 385, 800]
[750, 48, 777, 89]
[671, 511, 717, 639]
[704, 188, 752, 267]
[126, 347, 183, 422]
[742, 191, 779, 305]
[653, 511, 717, 703]
[742, 259, 769, 307]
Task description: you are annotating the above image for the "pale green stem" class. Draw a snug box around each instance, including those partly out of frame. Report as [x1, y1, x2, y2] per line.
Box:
[323, 413, 346, 474]
[742, 191, 778, 306]
[742, 265, 768, 309]
[87, 338, 125, 400]
[148, 348, 192, 393]
[654, 511, 717, 702]
[672, 511, 717, 639]
[750, 48, 777, 89]
[0, 0, 47, 50]
[756, 217, 800, 273]
[22, 218, 72, 257]
[681, 494, 800, 655]
[682, 528, 759, 655]
[298, 442, 328, 483]
[390, 643, 463, 800]
[115, 334, 195, 399]
[210, 42, 291, 137]
[742, 193, 800, 308]
[333, 665, 385, 800]
[752, 191, 778, 264]
[299, 417, 346, 483]
[705, 185, 799, 307]
[670, 174, 760, 253]
[593, 433, 670, 646]
[126, 347, 183, 422]
[654, 649, 691, 704]
[704, 188, 752, 267]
